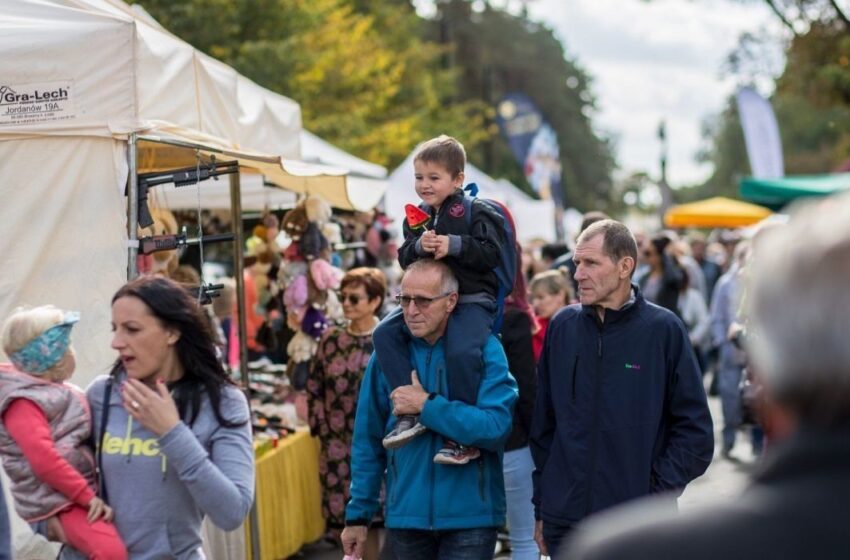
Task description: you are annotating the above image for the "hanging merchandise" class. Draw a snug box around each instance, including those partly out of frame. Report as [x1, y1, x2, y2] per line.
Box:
[277, 196, 345, 389]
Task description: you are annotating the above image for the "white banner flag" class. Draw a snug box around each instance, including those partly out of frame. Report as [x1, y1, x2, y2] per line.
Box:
[736, 87, 784, 179]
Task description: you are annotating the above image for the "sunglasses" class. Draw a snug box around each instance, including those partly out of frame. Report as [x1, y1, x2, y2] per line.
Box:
[339, 293, 365, 305]
[394, 292, 453, 309]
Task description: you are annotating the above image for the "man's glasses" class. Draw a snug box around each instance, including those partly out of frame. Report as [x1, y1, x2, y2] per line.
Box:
[394, 292, 453, 309]
[339, 293, 363, 305]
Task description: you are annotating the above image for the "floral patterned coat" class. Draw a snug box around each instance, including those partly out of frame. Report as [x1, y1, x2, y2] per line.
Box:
[306, 326, 378, 528]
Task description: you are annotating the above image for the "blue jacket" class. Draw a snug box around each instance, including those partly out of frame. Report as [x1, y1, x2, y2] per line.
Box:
[346, 335, 518, 530]
[530, 287, 713, 526]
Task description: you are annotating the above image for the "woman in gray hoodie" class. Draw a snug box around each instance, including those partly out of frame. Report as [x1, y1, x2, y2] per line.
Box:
[85, 276, 254, 559]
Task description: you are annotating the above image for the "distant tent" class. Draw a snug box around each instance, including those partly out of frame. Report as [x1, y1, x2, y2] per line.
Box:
[664, 196, 772, 228]
[740, 173, 850, 208]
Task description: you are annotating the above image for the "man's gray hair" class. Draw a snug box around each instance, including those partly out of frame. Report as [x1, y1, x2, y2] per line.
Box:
[747, 193, 850, 428]
[404, 259, 459, 294]
[577, 219, 638, 277]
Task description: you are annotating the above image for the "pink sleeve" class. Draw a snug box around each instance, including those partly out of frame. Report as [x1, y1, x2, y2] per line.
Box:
[2, 399, 96, 507]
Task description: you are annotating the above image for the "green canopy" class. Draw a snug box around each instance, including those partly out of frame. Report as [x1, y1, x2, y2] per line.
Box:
[740, 173, 850, 208]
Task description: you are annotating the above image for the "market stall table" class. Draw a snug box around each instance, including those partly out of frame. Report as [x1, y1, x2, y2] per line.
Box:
[246, 429, 325, 560]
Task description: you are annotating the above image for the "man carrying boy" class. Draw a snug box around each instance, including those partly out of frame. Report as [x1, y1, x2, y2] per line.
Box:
[373, 135, 505, 464]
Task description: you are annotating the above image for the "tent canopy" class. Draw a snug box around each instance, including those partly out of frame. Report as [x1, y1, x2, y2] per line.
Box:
[740, 173, 850, 208]
[664, 196, 773, 228]
[0, 0, 386, 211]
[149, 130, 388, 211]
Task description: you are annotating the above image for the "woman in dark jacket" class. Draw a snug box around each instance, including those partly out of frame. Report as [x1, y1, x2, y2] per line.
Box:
[499, 268, 539, 560]
[638, 233, 685, 316]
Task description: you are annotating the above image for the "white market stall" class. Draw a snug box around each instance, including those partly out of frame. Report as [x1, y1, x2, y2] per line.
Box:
[384, 150, 558, 243]
[0, 0, 377, 387]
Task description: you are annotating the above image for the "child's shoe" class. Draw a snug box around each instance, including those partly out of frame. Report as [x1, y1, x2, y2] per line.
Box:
[433, 440, 480, 465]
[382, 415, 427, 449]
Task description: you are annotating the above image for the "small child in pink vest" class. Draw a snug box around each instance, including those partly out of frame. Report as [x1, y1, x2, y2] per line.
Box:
[0, 306, 126, 559]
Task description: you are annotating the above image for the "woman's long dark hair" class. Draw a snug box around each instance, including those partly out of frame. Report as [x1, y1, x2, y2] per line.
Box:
[110, 276, 244, 428]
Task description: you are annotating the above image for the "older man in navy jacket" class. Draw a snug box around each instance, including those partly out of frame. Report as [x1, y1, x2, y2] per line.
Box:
[530, 219, 713, 558]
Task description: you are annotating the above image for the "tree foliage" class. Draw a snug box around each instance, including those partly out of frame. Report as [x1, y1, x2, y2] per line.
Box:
[133, 0, 615, 211]
[683, 0, 850, 202]
[426, 0, 617, 212]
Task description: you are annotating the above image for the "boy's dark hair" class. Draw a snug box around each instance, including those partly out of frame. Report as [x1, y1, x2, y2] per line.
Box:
[414, 135, 466, 178]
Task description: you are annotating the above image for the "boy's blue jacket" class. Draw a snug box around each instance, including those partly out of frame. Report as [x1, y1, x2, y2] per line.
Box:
[346, 334, 518, 529]
[530, 287, 714, 525]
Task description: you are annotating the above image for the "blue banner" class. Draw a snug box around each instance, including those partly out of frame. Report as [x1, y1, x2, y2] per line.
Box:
[496, 93, 563, 207]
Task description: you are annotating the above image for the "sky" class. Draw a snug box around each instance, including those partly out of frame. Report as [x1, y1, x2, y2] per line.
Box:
[523, 0, 782, 186]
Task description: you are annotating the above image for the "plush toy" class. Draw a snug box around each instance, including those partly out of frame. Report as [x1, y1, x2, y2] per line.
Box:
[299, 222, 329, 260]
[281, 204, 309, 241]
[283, 274, 308, 312]
[286, 331, 317, 364]
[305, 196, 333, 226]
[278, 260, 308, 288]
[309, 259, 343, 291]
[306, 272, 328, 310]
[322, 221, 342, 246]
[323, 290, 344, 323]
[300, 307, 329, 340]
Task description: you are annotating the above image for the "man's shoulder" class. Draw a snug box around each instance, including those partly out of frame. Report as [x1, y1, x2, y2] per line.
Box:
[565, 493, 779, 560]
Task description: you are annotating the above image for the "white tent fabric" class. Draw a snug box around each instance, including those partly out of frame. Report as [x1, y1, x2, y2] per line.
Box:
[384, 151, 558, 243]
[0, 0, 377, 386]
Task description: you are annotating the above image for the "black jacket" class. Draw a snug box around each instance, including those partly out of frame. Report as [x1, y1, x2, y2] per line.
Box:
[530, 287, 713, 526]
[565, 429, 850, 560]
[499, 307, 537, 451]
[398, 189, 503, 297]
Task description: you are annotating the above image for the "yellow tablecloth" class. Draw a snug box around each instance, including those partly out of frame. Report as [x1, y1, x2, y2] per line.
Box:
[246, 430, 325, 560]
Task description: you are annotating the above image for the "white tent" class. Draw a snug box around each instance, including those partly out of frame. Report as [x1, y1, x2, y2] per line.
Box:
[157, 130, 388, 211]
[384, 151, 558, 243]
[0, 0, 387, 388]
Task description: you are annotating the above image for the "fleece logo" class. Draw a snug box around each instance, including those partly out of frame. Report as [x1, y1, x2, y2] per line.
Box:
[624, 363, 641, 370]
[0, 81, 75, 126]
[101, 431, 161, 457]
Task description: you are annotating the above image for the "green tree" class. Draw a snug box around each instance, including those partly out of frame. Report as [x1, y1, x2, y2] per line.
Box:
[424, 0, 617, 213]
[133, 0, 488, 168]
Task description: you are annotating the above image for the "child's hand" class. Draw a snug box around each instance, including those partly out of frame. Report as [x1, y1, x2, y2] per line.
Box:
[420, 229, 438, 253]
[87, 497, 114, 523]
[431, 235, 450, 259]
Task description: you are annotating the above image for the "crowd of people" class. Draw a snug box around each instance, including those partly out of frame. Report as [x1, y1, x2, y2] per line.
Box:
[0, 133, 847, 560]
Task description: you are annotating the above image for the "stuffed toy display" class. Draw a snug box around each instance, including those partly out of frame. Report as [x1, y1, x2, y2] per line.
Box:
[277, 196, 344, 389]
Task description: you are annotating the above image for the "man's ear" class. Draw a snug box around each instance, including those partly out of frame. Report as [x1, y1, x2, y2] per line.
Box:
[446, 292, 459, 313]
[619, 256, 635, 280]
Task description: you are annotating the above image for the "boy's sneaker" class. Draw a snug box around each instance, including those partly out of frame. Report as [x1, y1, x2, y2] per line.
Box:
[382, 415, 427, 449]
[433, 440, 480, 465]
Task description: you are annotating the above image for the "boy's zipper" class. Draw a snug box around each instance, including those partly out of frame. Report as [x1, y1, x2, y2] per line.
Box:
[389, 451, 398, 505]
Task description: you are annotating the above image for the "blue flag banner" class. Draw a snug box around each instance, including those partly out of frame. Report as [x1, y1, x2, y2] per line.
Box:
[496, 93, 564, 207]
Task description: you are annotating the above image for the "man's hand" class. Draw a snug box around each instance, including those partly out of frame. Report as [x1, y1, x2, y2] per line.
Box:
[341, 525, 368, 558]
[390, 370, 429, 416]
[534, 520, 548, 556]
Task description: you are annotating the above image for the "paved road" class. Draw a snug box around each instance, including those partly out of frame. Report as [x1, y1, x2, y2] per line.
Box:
[295, 394, 761, 560]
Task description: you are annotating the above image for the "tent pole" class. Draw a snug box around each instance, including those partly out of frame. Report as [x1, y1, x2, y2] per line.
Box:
[229, 169, 261, 559]
[127, 133, 139, 280]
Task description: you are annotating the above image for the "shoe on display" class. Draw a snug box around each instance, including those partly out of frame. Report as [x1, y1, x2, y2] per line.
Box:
[382, 415, 427, 449]
[433, 440, 481, 465]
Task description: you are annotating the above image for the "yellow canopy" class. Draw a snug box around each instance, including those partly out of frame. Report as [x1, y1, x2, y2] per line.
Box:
[664, 196, 772, 228]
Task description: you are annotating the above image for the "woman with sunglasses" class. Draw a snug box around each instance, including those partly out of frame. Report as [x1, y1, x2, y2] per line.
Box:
[306, 267, 388, 558]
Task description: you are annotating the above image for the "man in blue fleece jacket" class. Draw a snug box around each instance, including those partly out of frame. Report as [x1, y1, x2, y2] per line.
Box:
[530, 219, 713, 558]
[342, 259, 518, 559]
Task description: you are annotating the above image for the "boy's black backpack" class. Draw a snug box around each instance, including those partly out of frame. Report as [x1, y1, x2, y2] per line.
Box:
[460, 183, 519, 334]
